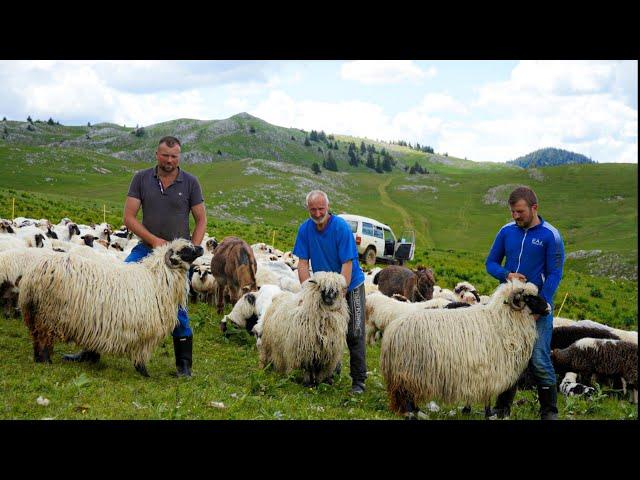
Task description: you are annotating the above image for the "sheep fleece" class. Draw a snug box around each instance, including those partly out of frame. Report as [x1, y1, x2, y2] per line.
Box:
[18, 241, 191, 366]
[258, 272, 349, 383]
[380, 286, 539, 409]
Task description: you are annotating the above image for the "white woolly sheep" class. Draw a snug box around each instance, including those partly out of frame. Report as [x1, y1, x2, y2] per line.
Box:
[552, 338, 637, 404]
[379, 280, 550, 416]
[258, 272, 349, 387]
[190, 263, 218, 305]
[18, 239, 203, 376]
[364, 291, 452, 345]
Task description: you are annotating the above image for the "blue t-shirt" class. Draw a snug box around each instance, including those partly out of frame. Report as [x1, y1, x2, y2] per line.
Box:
[486, 215, 565, 306]
[293, 214, 365, 292]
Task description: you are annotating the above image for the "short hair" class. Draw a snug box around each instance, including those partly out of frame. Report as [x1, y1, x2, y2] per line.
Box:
[158, 136, 181, 148]
[508, 186, 538, 207]
[305, 190, 329, 207]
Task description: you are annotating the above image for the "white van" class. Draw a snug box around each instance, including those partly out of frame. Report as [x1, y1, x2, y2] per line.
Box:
[338, 213, 415, 265]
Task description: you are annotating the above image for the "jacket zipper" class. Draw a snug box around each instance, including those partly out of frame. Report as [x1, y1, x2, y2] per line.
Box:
[515, 229, 528, 273]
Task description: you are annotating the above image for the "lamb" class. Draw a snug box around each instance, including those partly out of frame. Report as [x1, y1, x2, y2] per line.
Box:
[558, 372, 595, 397]
[551, 338, 637, 404]
[379, 279, 550, 416]
[221, 284, 284, 344]
[374, 265, 436, 302]
[190, 263, 218, 305]
[453, 281, 481, 304]
[258, 272, 349, 387]
[18, 239, 203, 376]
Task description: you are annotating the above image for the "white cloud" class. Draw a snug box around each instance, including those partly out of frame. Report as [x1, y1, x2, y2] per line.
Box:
[340, 61, 436, 85]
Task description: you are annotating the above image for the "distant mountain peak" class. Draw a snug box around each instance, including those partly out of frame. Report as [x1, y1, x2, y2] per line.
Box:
[508, 147, 596, 168]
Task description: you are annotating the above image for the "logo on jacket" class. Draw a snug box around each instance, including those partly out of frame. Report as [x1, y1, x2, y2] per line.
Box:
[531, 238, 544, 246]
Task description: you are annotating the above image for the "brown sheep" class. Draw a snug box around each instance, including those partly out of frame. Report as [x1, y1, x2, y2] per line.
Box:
[373, 265, 435, 302]
[211, 236, 258, 314]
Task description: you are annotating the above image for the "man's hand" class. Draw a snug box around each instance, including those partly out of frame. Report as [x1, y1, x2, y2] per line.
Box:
[150, 237, 168, 248]
[507, 272, 527, 282]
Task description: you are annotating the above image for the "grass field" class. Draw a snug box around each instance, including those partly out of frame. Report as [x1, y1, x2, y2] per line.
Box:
[0, 116, 637, 420]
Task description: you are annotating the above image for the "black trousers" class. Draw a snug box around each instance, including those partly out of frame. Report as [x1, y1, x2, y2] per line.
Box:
[345, 283, 367, 384]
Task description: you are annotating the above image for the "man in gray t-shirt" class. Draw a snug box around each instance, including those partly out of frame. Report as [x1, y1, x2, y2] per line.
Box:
[62, 136, 207, 378]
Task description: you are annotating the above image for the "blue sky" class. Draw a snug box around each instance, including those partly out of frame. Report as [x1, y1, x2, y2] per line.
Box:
[0, 60, 636, 163]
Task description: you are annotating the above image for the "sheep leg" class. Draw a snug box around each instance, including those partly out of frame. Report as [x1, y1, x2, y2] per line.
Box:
[302, 370, 313, 387]
[216, 283, 225, 314]
[633, 388, 638, 405]
[134, 363, 150, 377]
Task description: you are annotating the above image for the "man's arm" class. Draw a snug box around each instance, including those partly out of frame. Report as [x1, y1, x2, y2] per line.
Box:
[540, 230, 565, 306]
[340, 260, 352, 287]
[123, 196, 166, 248]
[298, 258, 311, 284]
[190, 202, 207, 246]
[486, 229, 515, 282]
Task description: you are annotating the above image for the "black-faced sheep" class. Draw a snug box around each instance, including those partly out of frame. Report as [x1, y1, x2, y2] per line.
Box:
[380, 280, 550, 416]
[258, 272, 349, 387]
[18, 239, 203, 376]
[551, 338, 637, 404]
[374, 265, 435, 302]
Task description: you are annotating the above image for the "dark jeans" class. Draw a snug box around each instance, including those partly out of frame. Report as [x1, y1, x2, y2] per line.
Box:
[346, 282, 367, 384]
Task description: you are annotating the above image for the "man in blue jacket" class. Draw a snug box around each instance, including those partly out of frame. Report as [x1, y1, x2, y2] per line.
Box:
[293, 190, 367, 394]
[486, 186, 564, 420]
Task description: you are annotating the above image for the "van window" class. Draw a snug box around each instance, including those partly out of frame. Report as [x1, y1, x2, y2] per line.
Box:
[374, 226, 384, 239]
[362, 222, 374, 236]
[384, 228, 395, 242]
[345, 220, 358, 233]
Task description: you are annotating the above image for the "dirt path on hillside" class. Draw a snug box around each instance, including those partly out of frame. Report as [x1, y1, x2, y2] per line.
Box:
[377, 177, 434, 248]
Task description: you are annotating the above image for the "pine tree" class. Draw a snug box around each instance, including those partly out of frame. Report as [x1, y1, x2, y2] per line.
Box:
[27, 116, 33, 124]
[249, 125, 256, 133]
[375, 158, 383, 173]
[310, 130, 318, 142]
[324, 151, 338, 171]
[311, 162, 321, 175]
[382, 156, 392, 172]
[304, 137, 311, 147]
[360, 141, 366, 154]
[366, 152, 375, 169]
[87, 122, 91, 127]
[47, 117, 55, 125]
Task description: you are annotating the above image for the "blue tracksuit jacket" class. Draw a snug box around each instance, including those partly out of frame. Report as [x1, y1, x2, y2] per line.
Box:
[486, 215, 565, 306]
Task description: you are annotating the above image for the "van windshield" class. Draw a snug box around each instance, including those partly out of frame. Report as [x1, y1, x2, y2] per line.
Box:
[345, 220, 357, 233]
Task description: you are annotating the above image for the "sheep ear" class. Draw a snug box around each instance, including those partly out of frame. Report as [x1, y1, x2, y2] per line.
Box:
[15, 275, 22, 287]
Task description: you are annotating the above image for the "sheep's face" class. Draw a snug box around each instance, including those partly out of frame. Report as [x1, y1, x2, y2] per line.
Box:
[68, 223, 81, 237]
[307, 272, 347, 309]
[222, 292, 258, 332]
[206, 237, 218, 253]
[165, 241, 204, 269]
[506, 281, 549, 315]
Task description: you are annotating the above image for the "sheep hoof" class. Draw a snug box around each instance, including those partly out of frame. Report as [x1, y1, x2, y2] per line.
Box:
[462, 405, 472, 414]
[135, 363, 150, 377]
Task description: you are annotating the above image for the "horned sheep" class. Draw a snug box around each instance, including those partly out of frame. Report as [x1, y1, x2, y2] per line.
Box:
[379, 280, 550, 416]
[18, 239, 203, 376]
[258, 272, 349, 387]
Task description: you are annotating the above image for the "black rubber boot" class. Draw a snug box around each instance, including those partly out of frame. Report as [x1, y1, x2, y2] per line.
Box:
[488, 384, 518, 419]
[173, 336, 193, 377]
[62, 350, 101, 363]
[538, 385, 559, 420]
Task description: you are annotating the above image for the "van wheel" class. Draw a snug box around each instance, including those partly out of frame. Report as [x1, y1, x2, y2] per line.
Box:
[364, 246, 376, 266]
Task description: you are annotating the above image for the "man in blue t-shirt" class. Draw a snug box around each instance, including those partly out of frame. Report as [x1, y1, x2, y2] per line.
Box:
[486, 186, 565, 420]
[293, 190, 367, 394]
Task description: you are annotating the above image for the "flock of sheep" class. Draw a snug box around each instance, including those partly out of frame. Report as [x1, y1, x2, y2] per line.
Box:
[1, 215, 637, 418]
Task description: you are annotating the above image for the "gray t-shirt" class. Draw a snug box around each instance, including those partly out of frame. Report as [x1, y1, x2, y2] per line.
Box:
[127, 166, 204, 244]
